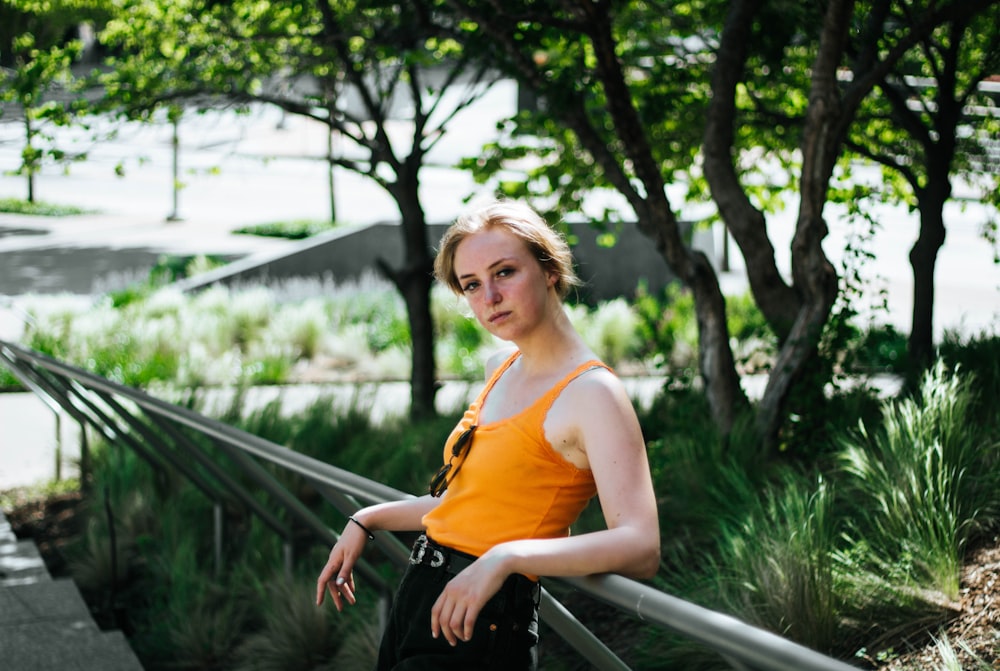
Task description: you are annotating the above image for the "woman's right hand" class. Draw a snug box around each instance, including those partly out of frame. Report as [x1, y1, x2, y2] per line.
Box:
[314, 496, 442, 611]
[315, 521, 369, 611]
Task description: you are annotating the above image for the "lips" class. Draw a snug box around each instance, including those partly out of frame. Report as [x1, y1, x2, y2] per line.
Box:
[488, 311, 511, 324]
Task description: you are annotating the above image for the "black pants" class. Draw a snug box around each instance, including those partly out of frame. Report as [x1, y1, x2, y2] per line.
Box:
[376, 539, 539, 671]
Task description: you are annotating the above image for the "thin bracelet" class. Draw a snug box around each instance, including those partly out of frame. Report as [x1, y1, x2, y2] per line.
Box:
[348, 516, 375, 541]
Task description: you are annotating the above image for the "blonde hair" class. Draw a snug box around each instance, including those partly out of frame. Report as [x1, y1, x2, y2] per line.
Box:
[434, 200, 580, 299]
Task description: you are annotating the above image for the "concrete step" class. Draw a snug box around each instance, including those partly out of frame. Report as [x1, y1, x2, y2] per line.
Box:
[0, 539, 51, 586]
[0, 511, 144, 670]
[0, 619, 144, 670]
[0, 509, 51, 586]
[0, 578, 95, 627]
[0, 576, 144, 670]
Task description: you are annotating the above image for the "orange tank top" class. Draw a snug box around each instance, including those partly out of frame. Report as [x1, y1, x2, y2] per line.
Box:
[422, 351, 606, 562]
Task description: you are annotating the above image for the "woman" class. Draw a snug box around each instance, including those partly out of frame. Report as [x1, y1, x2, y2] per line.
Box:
[316, 199, 660, 670]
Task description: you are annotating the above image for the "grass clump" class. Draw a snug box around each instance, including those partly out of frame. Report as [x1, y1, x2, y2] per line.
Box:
[233, 219, 340, 239]
[0, 198, 92, 216]
[836, 361, 1000, 602]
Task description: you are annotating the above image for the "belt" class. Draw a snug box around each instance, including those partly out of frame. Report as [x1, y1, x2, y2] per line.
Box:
[409, 534, 477, 574]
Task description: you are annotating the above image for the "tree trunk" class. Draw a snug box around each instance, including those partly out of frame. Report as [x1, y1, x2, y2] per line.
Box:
[379, 177, 438, 421]
[907, 18, 961, 370]
[687, 250, 748, 432]
[755, 0, 849, 450]
[909, 158, 952, 368]
[24, 115, 35, 204]
[580, 4, 748, 433]
[703, 0, 800, 342]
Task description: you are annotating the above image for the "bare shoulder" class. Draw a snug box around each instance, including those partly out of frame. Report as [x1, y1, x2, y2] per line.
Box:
[552, 365, 638, 429]
[567, 365, 631, 404]
[545, 365, 643, 468]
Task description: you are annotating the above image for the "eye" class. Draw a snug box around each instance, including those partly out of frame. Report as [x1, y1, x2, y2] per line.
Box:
[461, 280, 480, 293]
[496, 267, 514, 278]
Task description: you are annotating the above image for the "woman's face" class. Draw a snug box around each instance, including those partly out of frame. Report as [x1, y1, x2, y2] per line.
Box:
[452, 227, 557, 342]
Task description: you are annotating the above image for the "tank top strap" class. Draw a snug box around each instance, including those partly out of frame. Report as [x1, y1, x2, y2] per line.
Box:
[528, 359, 611, 423]
[469, 350, 522, 422]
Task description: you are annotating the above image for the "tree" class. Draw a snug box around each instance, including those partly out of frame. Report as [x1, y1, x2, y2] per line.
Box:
[703, 0, 1000, 446]
[0, 0, 101, 202]
[445, 0, 749, 433]
[443, 0, 987, 449]
[845, 4, 1000, 367]
[98, 0, 497, 419]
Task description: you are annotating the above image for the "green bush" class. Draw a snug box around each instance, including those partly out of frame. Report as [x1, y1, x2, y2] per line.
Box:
[0, 197, 91, 216]
[233, 219, 339, 239]
[837, 361, 1000, 602]
[109, 255, 229, 307]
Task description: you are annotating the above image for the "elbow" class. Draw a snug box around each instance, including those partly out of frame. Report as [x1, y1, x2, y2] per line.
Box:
[624, 537, 661, 580]
[635, 544, 661, 579]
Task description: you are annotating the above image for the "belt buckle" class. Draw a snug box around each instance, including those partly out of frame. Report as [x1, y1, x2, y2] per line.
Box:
[410, 534, 445, 568]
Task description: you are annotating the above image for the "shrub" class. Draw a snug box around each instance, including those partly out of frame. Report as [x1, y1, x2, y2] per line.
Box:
[837, 361, 1000, 602]
[233, 219, 339, 240]
[0, 198, 91, 216]
[232, 578, 345, 671]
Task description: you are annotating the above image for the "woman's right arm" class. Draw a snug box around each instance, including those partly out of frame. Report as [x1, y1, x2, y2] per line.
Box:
[315, 495, 441, 610]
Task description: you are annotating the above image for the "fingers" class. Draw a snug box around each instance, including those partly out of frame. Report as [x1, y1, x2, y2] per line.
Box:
[315, 561, 336, 606]
[315, 547, 358, 611]
[431, 585, 482, 646]
[318, 572, 356, 611]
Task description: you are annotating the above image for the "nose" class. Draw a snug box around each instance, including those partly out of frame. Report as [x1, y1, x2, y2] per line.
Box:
[484, 280, 502, 305]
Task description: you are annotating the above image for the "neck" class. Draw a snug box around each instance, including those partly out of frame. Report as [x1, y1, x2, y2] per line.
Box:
[512, 306, 594, 375]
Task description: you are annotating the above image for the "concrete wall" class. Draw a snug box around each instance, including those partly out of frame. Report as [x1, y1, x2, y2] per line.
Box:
[177, 220, 717, 302]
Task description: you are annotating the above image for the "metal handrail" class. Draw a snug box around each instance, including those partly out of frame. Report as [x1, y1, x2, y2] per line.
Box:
[0, 339, 859, 671]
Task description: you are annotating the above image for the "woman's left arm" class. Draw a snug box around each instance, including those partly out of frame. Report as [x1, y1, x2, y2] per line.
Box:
[493, 369, 661, 579]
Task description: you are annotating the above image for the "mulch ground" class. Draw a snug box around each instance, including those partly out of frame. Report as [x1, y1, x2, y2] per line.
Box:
[874, 536, 1000, 670]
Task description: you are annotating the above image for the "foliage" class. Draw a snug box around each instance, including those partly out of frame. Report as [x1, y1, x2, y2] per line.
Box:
[108, 254, 229, 307]
[232, 579, 345, 671]
[233, 219, 341, 240]
[432, 291, 492, 379]
[938, 330, 1000, 431]
[0, 31, 87, 202]
[720, 473, 837, 650]
[95, 0, 502, 419]
[3, 277, 766, 392]
[0, 197, 92, 216]
[7, 335, 994, 669]
[840, 4, 1000, 365]
[454, 0, 718, 221]
[837, 361, 1000, 602]
[0, 476, 80, 512]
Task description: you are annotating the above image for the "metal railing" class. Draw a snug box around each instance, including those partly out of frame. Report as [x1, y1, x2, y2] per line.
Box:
[0, 339, 859, 671]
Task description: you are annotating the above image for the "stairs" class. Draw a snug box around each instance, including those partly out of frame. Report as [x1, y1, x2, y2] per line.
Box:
[0, 509, 144, 671]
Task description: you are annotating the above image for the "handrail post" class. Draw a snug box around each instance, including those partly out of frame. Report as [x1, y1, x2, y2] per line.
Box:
[54, 410, 62, 481]
[214, 502, 224, 577]
[79, 420, 90, 493]
[283, 542, 293, 580]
